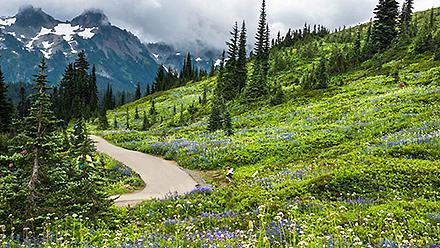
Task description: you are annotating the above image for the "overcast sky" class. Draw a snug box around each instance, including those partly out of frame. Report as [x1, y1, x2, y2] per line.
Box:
[1, 0, 439, 50]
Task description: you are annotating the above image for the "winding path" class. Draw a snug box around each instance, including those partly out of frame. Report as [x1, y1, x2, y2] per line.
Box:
[91, 135, 197, 207]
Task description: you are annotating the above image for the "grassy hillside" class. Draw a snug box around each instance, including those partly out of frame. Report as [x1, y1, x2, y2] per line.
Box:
[80, 8, 440, 247]
[1, 7, 438, 248]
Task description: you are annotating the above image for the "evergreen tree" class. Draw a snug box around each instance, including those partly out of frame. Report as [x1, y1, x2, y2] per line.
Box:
[352, 28, 361, 63]
[179, 105, 185, 125]
[17, 86, 30, 119]
[134, 82, 142, 100]
[371, 0, 399, 52]
[362, 20, 374, 60]
[149, 99, 158, 116]
[208, 96, 224, 132]
[413, 8, 436, 53]
[56, 51, 98, 122]
[125, 108, 130, 130]
[153, 65, 166, 92]
[103, 83, 113, 111]
[244, 0, 270, 100]
[220, 22, 240, 100]
[113, 113, 118, 129]
[0, 66, 13, 132]
[201, 85, 208, 105]
[316, 57, 329, 89]
[142, 110, 150, 131]
[223, 107, 233, 136]
[134, 107, 140, 120]
[89, 65, 98, 114]
[98, 107, 108, 130]
[120, 91, 126, 106]
[270, 81, 284, 106]
[399, 0, 414, 37]
[23, 58, 59, 209]
[236, 21, 248, 94]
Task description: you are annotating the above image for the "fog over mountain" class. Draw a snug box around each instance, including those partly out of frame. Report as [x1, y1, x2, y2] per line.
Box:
[1, 0, 438, 50]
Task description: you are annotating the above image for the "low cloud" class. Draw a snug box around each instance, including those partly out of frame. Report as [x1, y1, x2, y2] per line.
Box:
[1, 0, 439, 50]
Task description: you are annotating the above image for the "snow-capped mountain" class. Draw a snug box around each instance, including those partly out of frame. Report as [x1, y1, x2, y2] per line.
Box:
[146, 42, 221, 73]
[0, 6, 158, 92]
[0, 6, 221, 93]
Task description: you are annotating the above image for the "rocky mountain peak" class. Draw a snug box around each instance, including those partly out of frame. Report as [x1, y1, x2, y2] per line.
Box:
[15, 5, 59, 28]
[71, 9, 110, 28]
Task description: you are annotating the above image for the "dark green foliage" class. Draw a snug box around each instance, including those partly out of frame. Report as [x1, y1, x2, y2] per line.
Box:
[181, 52, 194, 83]
[362, 20, 375, 60]
[237, 21, 248, 94]
[201, 86, 208, 105]
[0, 66, 13, 133]
[103, 83, 115, 111]
[270, 81, 284, 106]
[53, 51, 99, 123]
[179, 105, 185, 125]
[150, 99, 158, 116]
[413, 8, 436, 53]
[113, 113, 118, 129]
[223, 107, 233, 136]
[98, 107, 109, 130]
[125, 108, 130, 130]
[352, 28, 361, 63]
[316, 57, 329, 89]
[5, 58, 110, 223]
[244, 0, 270, 100]
[134, 107, 140, 120]
[134, 82, 141, 101]
[371, 0, 400, 52]
[208, 97, 224, 132]
[219, 22, 240, 101]
[399, 0, 414, 37]
[17, 86, 30, 119]
[302, 56, 328, 90]
[142, 111, 150, 131]
[120, 91, 126, 106]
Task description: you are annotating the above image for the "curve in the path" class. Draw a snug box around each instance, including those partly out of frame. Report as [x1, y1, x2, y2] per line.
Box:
[91, 135, 197, 207]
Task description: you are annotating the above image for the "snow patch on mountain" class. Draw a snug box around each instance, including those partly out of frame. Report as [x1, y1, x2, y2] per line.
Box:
[54, 23, 80, 41]
[152, 53, 159, 60]
[0, 17, 16, 26]
[77, 27, 97, 39]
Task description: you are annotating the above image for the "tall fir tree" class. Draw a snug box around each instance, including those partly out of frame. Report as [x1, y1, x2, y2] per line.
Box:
[0, 66, 13, 132]
[371, 0, 400, 52]
[149, 99, 158, 116]
[362, 19, 374, 60]
[113, 113, 118, 129]
[236, 21, 248, 94]
[125, 108, 130, 130]
[134, 82, 142, 100]
[89, 65, 98, 114]
[142, 110, 150, 131]
[244, 0, 270, 100]
[17, 86, 30, 119]
[134, 107, 140, 120]
[23, 58, 59, 210]
[208, 96, 224, 132]
[352, 27, 361, 63]
[120, 91, 126, 106]
[98, 107, 108, 130]
[223, 107, 233, 136]
[221, 22, 240, 100]
[399, 0, 414, 37]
